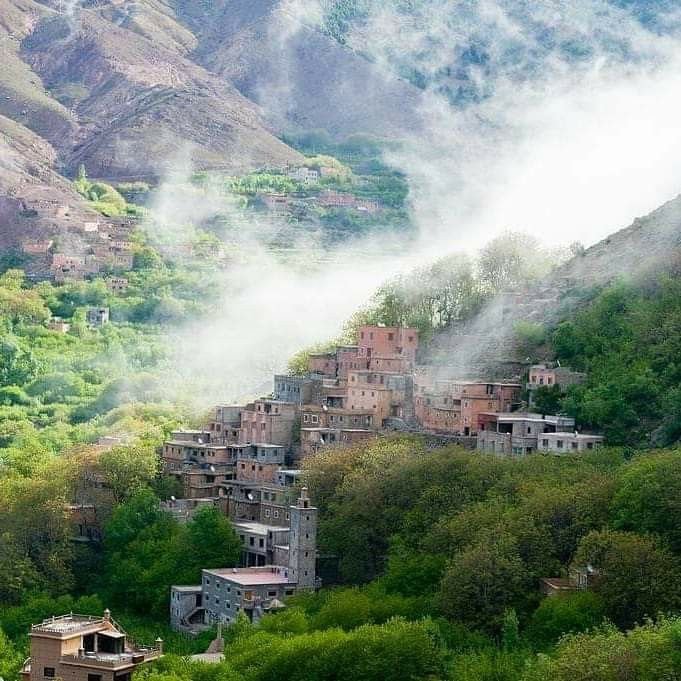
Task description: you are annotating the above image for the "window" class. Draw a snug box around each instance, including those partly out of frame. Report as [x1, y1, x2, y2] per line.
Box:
[557, 440, 564, 449]
[268, 591, 277, 597]
[388, 332, 394, 341]
[259, 538, 264, 548]
[88, 675, 102, 681]
[542, 439, 549, 447]
[265, 508, 271, 518]
[572, 442, 579, 449]
[274, 510, 279, 518]
[44, 669, 55, 678]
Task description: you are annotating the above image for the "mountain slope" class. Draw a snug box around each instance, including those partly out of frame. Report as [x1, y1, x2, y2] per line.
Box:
[172, 0, 425, 138]
[19, 4, 303, 178]
[426, 195, 681, 378]
[0, 113, 103, 251]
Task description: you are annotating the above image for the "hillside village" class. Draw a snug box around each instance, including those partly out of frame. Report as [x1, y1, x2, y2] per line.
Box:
[152, 323, 602, 632]
[16, 185, 611, 634]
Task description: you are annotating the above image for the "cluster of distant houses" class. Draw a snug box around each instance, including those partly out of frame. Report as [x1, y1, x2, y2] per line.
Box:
[19, 194, 138, 289]
[258, 164, 382, 218]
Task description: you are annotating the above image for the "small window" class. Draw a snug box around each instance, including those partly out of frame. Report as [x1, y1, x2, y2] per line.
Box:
[44, 669, 56, 679]
[87, 675, 102, 681]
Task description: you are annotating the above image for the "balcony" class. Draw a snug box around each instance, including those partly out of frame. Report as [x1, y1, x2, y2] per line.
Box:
[60, 646, 162, 669]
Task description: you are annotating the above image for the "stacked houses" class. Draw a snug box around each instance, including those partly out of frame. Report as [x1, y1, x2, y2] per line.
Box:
[22, 216, 137, 284]
[163, 325, 604, 631]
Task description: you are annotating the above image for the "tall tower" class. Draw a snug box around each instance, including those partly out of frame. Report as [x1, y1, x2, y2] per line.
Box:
[288, 487, 317, 589]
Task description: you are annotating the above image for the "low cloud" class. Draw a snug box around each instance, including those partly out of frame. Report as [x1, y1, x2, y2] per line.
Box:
[152, 0, 681, 405]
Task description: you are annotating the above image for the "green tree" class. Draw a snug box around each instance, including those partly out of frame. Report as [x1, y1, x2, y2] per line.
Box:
[98, 444, 160, 504]
[524, 618, 681, 681]
[439, 535, 528, 632]
[531, 385, 563, 414]
[175, 506, 241, 582]
[573, 529, 681, 628]
[611, 451, 681, 552]
[526, 591, 606, 650]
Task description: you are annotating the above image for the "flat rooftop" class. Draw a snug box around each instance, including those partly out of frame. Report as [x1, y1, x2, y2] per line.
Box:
[31, 614, 109, 636]
[204, 566, 291, 586]
[165, 441, 229, 449]
[233, 521, 289, 535]
[548, 432, 604, 440]
[482, 412, 574, 424]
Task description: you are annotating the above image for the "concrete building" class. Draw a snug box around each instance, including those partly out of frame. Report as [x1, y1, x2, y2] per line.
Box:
[86, 307, 110, 327]
[239, 400, 297, 448]
[106, 277, 128, 294]
[48, 317, 71, 333]
[300, 426, 374, 457]
[23, 239, 53, 255]
[308, 352, 337, 377]
[537, 432, 604, 454]
[161, 497, 224, 524]
[66, 503, 102, 543]
[171, 489, 318, 630]
[207, 406, 242, 444]
[20, 610, 162, 681]
[301, 404, 374, 430]
[358, 326, 418, 364]
[286, 166, 319, 184]
[527, 364, 586, 406]
[346, 370, 408, 426]
[273, 374, 322, 405]
[540, 565, 600, 597]
[528, 364, 586, 389]
[476, 412, 576, 456]
[414, 380, 521, 436]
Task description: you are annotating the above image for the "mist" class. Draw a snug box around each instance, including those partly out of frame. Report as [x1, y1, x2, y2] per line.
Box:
[150, 0, 681, 408]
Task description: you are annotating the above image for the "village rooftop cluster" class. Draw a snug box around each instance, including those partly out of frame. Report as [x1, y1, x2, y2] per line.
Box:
[153, 323, 603, 633]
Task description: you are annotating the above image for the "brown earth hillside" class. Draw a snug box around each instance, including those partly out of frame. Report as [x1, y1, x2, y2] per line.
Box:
[0, 0, 424, 236]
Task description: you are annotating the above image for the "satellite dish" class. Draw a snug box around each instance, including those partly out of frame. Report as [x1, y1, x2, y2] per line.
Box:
[197, 438, 203, 444]
[170, 496, 176, 502]
[322, 404, 328, 411]
[247, 492, 254, 501]
[210, 465, 216, 472]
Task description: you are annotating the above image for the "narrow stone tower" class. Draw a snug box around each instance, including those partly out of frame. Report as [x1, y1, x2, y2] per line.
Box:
[288, 486, 317, 589]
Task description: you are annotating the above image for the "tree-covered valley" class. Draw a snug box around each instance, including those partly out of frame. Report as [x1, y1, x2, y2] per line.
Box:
[2, 0, 681, 679]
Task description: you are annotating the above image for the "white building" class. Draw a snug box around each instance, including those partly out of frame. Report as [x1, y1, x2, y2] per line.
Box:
[537, 432, 604, 454]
